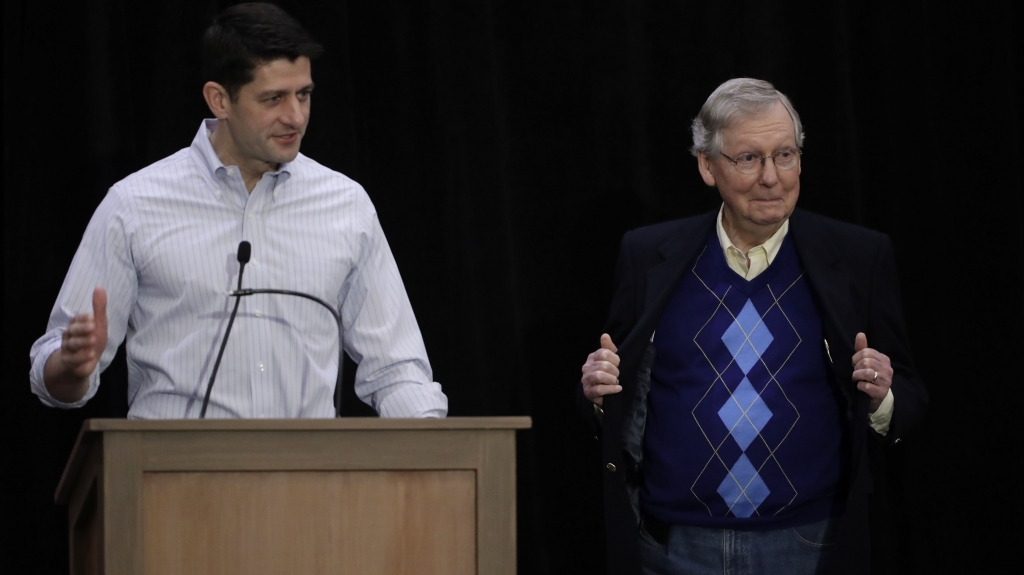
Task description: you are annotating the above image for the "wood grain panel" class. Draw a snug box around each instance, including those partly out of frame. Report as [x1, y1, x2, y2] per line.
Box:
[142, 470, 476, 575]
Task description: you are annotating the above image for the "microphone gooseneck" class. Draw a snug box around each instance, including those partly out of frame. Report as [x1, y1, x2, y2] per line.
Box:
[200, 241, 251, 418]
[229, 287, 345, 416]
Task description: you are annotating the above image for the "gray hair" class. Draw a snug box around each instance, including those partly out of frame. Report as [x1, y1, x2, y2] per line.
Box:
[690, 78, 804, 158]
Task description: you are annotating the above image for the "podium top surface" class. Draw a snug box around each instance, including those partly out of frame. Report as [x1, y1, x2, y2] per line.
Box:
[77, 416, 532, 432]
[56, 417, 531, 503]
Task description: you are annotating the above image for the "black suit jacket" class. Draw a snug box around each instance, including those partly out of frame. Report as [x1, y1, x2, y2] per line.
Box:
[581, 208, 927, 575]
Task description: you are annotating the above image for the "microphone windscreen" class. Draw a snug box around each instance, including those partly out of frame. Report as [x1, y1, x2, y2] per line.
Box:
[237, 241, 252, 264]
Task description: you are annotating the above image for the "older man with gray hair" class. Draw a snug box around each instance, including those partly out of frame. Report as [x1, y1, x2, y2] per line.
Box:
[579, 78, 927, 574]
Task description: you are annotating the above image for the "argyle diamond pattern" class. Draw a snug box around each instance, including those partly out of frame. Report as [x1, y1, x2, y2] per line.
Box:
[679, 249, 807, 520]
[714, 298, 772, 517]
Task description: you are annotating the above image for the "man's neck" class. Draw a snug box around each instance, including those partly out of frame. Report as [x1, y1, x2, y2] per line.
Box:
[209, 124, 278, 193]
[721, 213, 783, 255]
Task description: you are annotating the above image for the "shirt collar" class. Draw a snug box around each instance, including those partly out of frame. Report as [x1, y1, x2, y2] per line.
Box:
[190, 119, 293, 194]
[715, 203, 789, 263]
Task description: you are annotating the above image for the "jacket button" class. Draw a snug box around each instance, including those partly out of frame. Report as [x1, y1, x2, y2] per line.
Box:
[606, 463, 617, 472]
[894, 438, 902, 444]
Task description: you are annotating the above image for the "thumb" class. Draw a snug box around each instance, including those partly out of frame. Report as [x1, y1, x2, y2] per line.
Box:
[93, 287, 108, 329]
[600, 333, 618, 353]
[854, 332, 867, 353]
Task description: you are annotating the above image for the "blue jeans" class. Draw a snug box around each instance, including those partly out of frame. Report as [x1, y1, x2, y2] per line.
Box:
[639, 517, 838, 575]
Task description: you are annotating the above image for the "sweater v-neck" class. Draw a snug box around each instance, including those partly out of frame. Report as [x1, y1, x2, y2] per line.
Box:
[706, 229, 793, 298]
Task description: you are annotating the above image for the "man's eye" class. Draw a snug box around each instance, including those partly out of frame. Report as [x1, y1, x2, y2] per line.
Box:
[736, 153, 757, 163]
[266, 96, 281, 104]
[777, 149, 794, 159]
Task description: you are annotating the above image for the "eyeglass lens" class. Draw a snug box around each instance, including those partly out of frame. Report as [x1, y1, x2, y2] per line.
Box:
[730, 149, 799, 173]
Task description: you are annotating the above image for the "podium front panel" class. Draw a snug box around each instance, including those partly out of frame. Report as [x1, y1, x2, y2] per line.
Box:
[57, 418, 528, 575]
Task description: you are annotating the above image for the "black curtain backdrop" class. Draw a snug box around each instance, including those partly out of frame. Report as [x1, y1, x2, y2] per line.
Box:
[4, 1, 1021, 573]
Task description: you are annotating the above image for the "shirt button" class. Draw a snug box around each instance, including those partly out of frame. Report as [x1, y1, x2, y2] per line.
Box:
[255, 310, 262, 317]
[606, 463, 616, 472]
[258, 363, 265, 371]
[248, 213, 254, 219]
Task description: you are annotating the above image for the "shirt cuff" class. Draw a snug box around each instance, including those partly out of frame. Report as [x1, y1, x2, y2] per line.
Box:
[868, 388, 894, 436]
[376, 381, 449, 418]
[29, 336, 99, 409]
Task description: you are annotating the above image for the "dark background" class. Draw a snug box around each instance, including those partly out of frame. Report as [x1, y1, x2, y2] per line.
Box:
[4, 1, 1021, 573]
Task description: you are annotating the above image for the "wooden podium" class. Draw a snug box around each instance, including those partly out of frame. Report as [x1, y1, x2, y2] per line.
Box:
[55, 417, 531, 575]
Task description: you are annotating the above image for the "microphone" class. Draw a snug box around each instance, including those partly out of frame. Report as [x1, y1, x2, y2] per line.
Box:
[237, 241, 251, 265]
[200, 241, 251, 418]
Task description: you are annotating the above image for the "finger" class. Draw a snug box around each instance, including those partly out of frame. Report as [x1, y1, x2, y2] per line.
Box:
[598, 360, 620, 377]
[853, 367, 878, 383]
[600, 333, 618, 354]
[65, 318, 97, 336]
[584, 383, 623, 402]
[591, 348, 620, 367]
[65, 349, 99, 371]
[854, 332, 868, 353]
[65, 331, 98, 350]
[854, 357, 881, 373]
[582, 369, 620, 387]
[92, 287, 108, 330]
[857, 381, 887, 400]
[583, 359, 620, 378]
[62, 339, 100, 374]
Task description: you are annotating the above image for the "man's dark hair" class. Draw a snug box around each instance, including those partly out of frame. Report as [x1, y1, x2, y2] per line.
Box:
[202, 3, 323, 100]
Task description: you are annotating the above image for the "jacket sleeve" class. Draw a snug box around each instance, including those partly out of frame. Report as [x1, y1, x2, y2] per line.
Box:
[869, 235, 928, 444]
[576, 231, 640, 426]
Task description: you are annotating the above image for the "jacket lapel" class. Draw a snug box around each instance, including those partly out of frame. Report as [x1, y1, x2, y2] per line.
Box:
[789, 209, 858, 398]
[619, 212, 717, 357]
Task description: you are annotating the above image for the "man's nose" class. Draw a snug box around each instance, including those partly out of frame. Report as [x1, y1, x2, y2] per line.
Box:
[759, 157, 780, 186]
[281, 98, 307, 127]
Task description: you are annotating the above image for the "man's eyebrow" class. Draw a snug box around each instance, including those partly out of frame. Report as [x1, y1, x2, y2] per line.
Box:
[256, 84, 315, 99]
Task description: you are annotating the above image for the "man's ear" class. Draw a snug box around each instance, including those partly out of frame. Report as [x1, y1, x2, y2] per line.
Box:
[697, 151, 717, 187]
[202, 82, 231, 119]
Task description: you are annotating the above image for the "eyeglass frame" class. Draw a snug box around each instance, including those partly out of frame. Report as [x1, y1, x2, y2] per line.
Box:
[719, 148, 802, 173]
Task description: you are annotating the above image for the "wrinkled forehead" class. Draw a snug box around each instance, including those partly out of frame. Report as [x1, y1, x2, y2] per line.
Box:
[721, 102, 798, 143]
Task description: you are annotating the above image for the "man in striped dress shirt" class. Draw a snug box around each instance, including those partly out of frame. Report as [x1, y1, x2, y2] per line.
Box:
[29, 3, 447, 419]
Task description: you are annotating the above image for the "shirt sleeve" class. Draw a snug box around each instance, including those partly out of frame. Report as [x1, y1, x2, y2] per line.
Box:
[868, 388, 894, 435]
[29, 189, 138, 408]
[337, 205, 448, 418]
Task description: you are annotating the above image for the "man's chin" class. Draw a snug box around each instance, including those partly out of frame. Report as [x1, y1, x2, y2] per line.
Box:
[747, 212, 791, 228]
[270, 149, 301, 165]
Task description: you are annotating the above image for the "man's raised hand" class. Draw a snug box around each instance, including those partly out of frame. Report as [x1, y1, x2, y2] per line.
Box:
[581, 333, 622, 406]
[43, 287, 108, 402]
[851, 332, 892, 413]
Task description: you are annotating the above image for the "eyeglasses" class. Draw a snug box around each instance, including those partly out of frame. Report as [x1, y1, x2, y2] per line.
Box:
[720, 148, 801, 174]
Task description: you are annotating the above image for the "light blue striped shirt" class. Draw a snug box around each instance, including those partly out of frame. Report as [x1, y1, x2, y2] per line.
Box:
[29, 120, 447, 419]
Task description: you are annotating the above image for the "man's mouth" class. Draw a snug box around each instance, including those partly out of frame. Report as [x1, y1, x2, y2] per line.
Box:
[273, 133, 299, 144]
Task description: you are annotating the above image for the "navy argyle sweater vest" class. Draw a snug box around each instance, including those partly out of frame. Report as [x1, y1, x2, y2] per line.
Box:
[640, 230, 848, 530]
